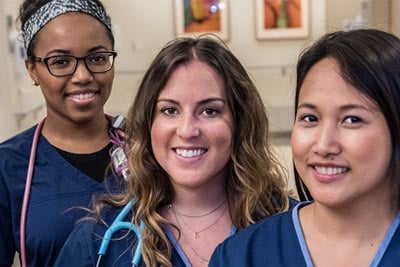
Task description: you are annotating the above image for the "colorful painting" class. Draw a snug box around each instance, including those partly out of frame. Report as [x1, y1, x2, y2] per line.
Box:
[174, 0, 229, 40]
[255, 0, 309, 40]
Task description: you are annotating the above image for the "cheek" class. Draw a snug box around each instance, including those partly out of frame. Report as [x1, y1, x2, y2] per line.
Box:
[211, 123, 233, 152]
[291, 127, 315, 181]
[348, 130, 391, 166]
[150, 123, 161, 150]
[291, 127, 312, 160]
[39, 78, 65, 97]
[97, 71, 114, 87]
[150, 119, 171, 154]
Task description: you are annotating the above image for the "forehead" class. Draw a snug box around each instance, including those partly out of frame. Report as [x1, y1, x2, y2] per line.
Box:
[159, 61, 226, 99]
[33, 12, 112, 54]
[299, 58, 379, 110]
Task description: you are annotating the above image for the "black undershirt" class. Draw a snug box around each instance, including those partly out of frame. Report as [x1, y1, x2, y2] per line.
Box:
[55, 143, 113, 183]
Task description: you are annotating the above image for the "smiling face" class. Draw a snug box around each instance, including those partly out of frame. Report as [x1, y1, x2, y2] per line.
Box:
[292, 58, 392, 208]
[150, 61, 233, 192]
[25, 12, 114, 124]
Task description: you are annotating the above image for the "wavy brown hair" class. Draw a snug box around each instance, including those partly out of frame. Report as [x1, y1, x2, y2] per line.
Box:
[97, 35, 289, 266]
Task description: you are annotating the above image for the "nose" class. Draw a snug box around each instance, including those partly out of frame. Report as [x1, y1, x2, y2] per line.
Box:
[176, 114, 200, 139]
[312, 122, 341, 158]
[70, 59, 94, 84]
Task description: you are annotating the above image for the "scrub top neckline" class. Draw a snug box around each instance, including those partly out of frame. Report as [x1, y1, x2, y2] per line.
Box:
[163, 223, 236, 267]
[292, 202, 400, 267]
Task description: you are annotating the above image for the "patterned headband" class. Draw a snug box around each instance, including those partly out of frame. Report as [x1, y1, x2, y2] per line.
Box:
[22, 0, 112, 49]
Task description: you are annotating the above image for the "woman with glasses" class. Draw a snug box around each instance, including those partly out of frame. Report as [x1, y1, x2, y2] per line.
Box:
[0, 1, 119, 266]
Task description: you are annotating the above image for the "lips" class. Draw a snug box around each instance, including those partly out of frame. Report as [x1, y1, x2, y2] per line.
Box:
[65, 90, 99, 105]
[174, 148, 207, 158]
[68, 92, 96, 100]
[314, 166, 348, 175]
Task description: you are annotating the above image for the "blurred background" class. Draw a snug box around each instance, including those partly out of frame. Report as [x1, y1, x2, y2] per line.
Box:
[0, 0, 397, 209]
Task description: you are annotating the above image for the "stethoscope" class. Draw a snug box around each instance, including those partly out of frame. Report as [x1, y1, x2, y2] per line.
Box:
[96, 199, 144, 267]
[19, 116, 144, 267]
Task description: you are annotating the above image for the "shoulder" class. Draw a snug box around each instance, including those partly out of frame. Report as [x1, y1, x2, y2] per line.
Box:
[56, 205, 138, 266]
[379, 217, 400, 264]
[210, 206, 306, 266]
[288, 196, 300, 209]
[0, 126, 37, 189]
[228, 210, 294, 246]
[0, 126, 36, 154]
[56, 216, 107, 266]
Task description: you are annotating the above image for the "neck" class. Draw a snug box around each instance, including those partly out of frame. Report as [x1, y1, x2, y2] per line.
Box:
[302, 200, 396, 240]
[171, 182, 227, 216]
[41, 113, 110, 153]
[170, 198, 226, 218]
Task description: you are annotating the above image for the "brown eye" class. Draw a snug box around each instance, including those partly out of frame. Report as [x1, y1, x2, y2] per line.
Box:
[301, 114, 317, 122]
[161, 107, 178, 116]
[343, 116, 361, 124]
[47, 56, 73, 67]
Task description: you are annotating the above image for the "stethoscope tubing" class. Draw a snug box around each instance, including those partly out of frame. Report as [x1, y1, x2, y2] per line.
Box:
[19, 116, 142, 267]
[19, 118, 46, 267]
[97, 199, 144, 267]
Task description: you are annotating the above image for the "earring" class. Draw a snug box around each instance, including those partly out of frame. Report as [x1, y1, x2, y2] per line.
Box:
[32, 80, 39, 86]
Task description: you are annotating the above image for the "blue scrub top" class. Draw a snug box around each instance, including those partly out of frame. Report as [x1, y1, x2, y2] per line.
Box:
[0, 125, 117, 266]
[56, 198, 299, 266]
[55, 206, 200, 266]
[209, 202, 400, 267]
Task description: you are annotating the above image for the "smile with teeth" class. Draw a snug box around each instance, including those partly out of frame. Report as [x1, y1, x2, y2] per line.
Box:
[314, 166, 348, 175]
[69, 92, 96, 100]
[175, 148, 207, 158]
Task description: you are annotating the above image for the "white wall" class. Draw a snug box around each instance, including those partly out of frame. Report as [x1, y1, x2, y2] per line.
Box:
[0, 0, 19, 141]
[1, 0, 385, 197]
[0, 2, 392, 265]
[4, 0, 382, 140]
[0, 0, 45, 142]
[103, 0, 327, 119]
[2, 0, 394, 197]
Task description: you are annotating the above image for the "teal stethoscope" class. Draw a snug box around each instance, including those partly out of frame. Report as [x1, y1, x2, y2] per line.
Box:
[20, 116, 145, 267]
[96, 115, 145, 266]
[96, 199, 145, 267]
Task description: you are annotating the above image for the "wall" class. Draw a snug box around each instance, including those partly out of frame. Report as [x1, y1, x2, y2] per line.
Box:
[0, 1, 392, 265]
[0, 0, 45, 142]
[99, 0, 327, 195]
[0, 1, 19, 141]
[103, 0, 327, 119]
[1, 0, 393, 189]
[2, 0, 394, 137]
[1, 0, 382, 197]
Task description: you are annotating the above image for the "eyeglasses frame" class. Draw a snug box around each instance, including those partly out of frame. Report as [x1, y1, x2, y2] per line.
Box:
[29, 51, 118, 77]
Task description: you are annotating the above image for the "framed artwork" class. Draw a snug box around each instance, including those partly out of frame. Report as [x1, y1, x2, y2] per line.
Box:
[173, 0, 229, 41]
[255, 0, 310, 40]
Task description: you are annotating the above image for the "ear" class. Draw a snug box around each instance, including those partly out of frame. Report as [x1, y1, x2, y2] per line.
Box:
[25, 59, 39, 85]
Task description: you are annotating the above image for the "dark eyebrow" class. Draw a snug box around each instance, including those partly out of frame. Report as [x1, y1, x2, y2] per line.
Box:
[156, 97, 226, 105]
[45, 46, 111, 56]
[198, 97, 226, 105]
[297, 103, 316, 110]
[339, 104, 374, 112]
[87, 45, 111, 53]
[297, 103, 374, 112]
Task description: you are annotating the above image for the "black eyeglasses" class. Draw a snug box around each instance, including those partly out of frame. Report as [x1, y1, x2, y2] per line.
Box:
[30, 51, 117, 77]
